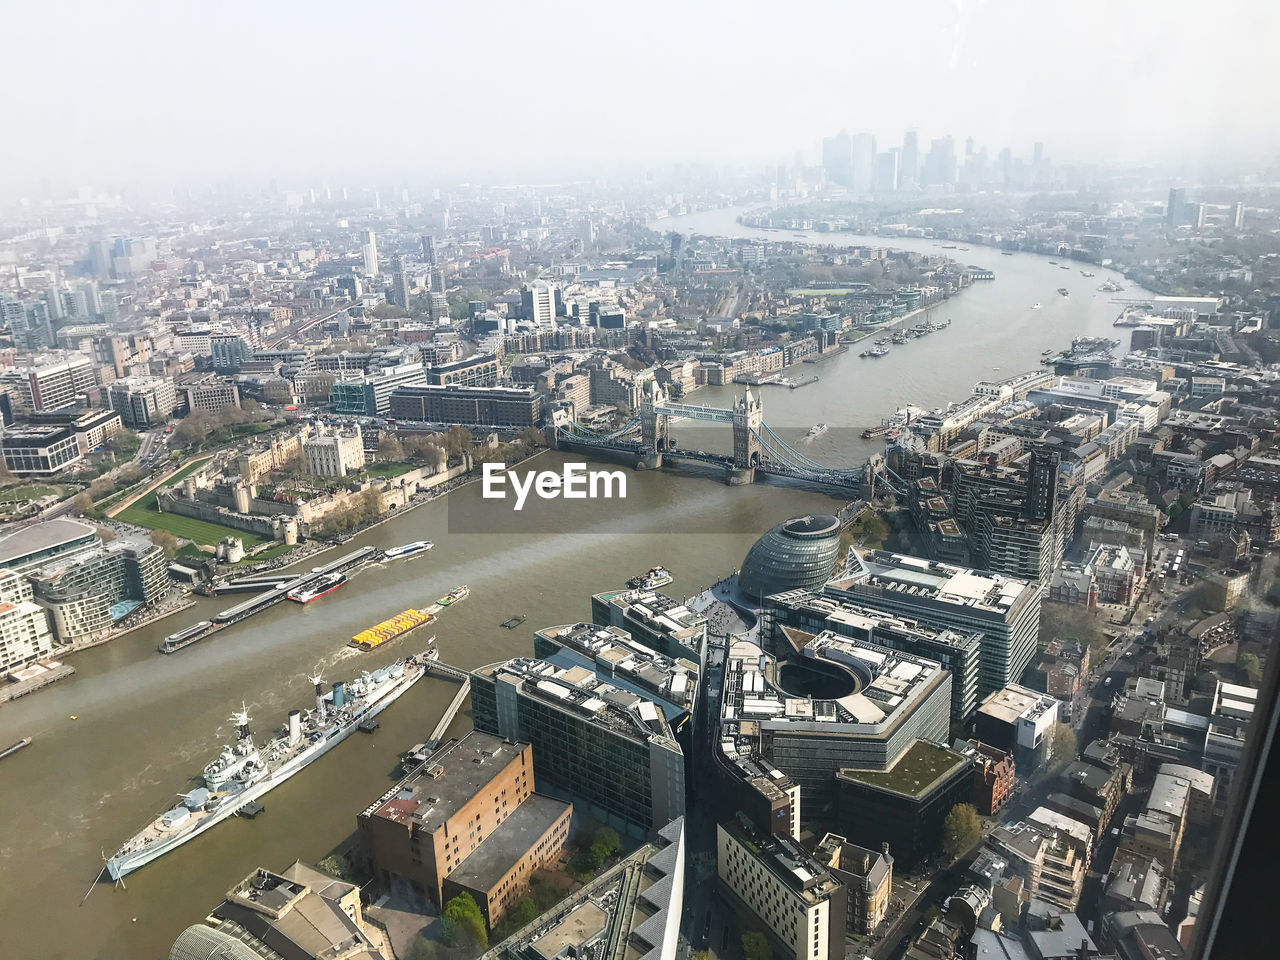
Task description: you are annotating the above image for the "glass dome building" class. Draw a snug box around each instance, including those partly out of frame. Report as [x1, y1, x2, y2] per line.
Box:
[738, 514, 842, 602]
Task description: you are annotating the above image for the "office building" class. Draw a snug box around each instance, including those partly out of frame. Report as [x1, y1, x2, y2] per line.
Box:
[0, 424, 84, 476]
[0, 568, 55, 671]
[358, 731, 570, 922]
[716, 632, 952, 810]
[425, 353, 500, 387]
[389, 257, 411, 310]
[835, 740, 973, 869]
[29, 539, 168, 643]
[762, 589, 983, 724]
[1167, 188, 1186, 226]
[0, 354, 96, 411]
[388, 383, 543, 428]
[521, 280, 556, 327]
[361, 229, 378, 276]
[179, 377, 241, 414]
[211, 334, 251, 371]
[974, 684, 1061, 774]
[472, 626, 693, 838]
[717, 817, 847, 960]
[479, 818, 685, 960]
[738, 515, 843, 603]
[169, 862, 387, 960]
[303, 425, 366, 477]
[590, 588, 707, 662]
[827, 549, 1042, 696]
[108, 376, 177, 428]
[330, 362, 427, 416]
[421, 235, 436, 265]
[900, 130, 919, 188]
[874, 151, 900, 192]
[812, 834, 893, 936]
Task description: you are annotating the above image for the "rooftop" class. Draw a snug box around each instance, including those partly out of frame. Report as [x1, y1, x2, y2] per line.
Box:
[480, 818, 684, 960]
[447, 793, 571, 894]
[0, 518, 99, 569]
[361, 731, 526, 835]
[830, 549, 1036, 618]
[836, 739, 969, 798]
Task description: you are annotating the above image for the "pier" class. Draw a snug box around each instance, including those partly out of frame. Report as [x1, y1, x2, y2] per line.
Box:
[425, 679, 471, 750]
[160, 546, 384, 653]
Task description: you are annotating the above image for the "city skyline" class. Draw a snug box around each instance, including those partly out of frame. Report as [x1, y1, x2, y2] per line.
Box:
[5, 0, 1279, 188]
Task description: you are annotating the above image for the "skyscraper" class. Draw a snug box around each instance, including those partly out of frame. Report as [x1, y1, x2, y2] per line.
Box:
[1167, 188, 1187, 226]
[822, 130, 852, 187]
[421, 234, 436, 266]
[922, 136, 957, 188]
[389, 257, 411, 310]
[360, 229, 378, 276]
[521, 279, 556, 327]
[1231, 201, 1245, 229]
[850, 133, 877, 193]
[874, 151, 900, 192]
[900, 130, 919, 189]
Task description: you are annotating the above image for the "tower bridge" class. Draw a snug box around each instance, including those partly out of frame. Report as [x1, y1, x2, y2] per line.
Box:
[553, 384, 907, 496]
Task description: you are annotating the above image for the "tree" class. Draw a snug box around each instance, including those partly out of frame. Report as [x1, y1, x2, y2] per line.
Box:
[1239, 652, 1263, 686]
[0, 459, 13, 483]
[378, 433, 405, 462]
[440, 892, 488, 951]
[151, 529, 179, 559]
[1048, 721, 1077, 770]
[502, 896, 539, 931]
[406, 938, 438, 960]
[742, 931, 772, 960]
[941, 803, 981, 860]
[73, 492, 95, 515]
[96, 525, 116, 544]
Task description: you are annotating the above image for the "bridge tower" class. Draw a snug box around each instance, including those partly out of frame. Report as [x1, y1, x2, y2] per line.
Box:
[731, 389, 762, 475]
[637, 380, 669, 469]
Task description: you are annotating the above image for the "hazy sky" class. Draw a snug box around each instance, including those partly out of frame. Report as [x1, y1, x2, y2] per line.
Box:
[8, 0, 1279, 187]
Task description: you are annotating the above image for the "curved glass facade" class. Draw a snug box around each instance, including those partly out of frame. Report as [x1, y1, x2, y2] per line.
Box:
[738, 514, 842, 602]
[169, 925, 261, 960]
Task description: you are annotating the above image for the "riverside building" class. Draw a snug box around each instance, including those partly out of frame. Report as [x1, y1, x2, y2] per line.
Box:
[826, 549, 1042, 697]
[471, 624, 694, 838]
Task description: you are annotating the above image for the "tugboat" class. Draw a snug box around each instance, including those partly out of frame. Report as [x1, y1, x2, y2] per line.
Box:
[436, 585, 470, 606]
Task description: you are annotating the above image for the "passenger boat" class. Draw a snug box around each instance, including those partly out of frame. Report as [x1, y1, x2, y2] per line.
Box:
[384, 541, 433, 559]
[286, 573, 346, 604]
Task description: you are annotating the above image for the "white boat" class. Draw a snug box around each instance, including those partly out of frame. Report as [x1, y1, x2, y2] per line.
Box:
[384, 541, 434, 559]
[286, 572, 346, 604]
[1031, 303, 1043, 309]
[105, 653, 430, 880]
[804, 423, 829, 441]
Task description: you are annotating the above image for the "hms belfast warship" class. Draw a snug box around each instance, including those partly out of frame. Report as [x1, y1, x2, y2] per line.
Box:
[105, 651, 431, 880]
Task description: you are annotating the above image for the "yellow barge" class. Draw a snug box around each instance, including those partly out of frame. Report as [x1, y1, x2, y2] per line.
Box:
[350, 604, 441, 651]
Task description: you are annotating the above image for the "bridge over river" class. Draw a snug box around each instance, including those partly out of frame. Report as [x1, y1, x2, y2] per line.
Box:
[553, 384, 912, 497]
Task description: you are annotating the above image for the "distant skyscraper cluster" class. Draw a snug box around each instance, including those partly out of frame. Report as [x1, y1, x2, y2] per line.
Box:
[820, 129, 1054, 193]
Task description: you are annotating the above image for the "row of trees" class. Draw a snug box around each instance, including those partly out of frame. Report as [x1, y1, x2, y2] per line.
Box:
[171, 400, 268, 450]
[308, 487, 383, 539]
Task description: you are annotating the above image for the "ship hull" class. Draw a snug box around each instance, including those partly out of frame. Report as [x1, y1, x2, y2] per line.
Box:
[106, 663, 424, 880]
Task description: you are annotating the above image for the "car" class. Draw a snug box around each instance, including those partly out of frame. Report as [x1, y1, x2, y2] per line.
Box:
[1104, 676, 1112, 687]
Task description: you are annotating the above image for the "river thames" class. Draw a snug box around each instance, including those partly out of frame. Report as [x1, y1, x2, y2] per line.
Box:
[0, 204, 1151, 959]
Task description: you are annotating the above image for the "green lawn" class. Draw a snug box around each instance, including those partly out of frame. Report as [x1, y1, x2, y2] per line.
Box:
[838, 740, 966, 797]
[788, 287, 862, 296]
[227, 542, 297, 565]
[0, 484, 61, 504]
[114, 457, 269, 547]
[364, 461, 418, 479]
